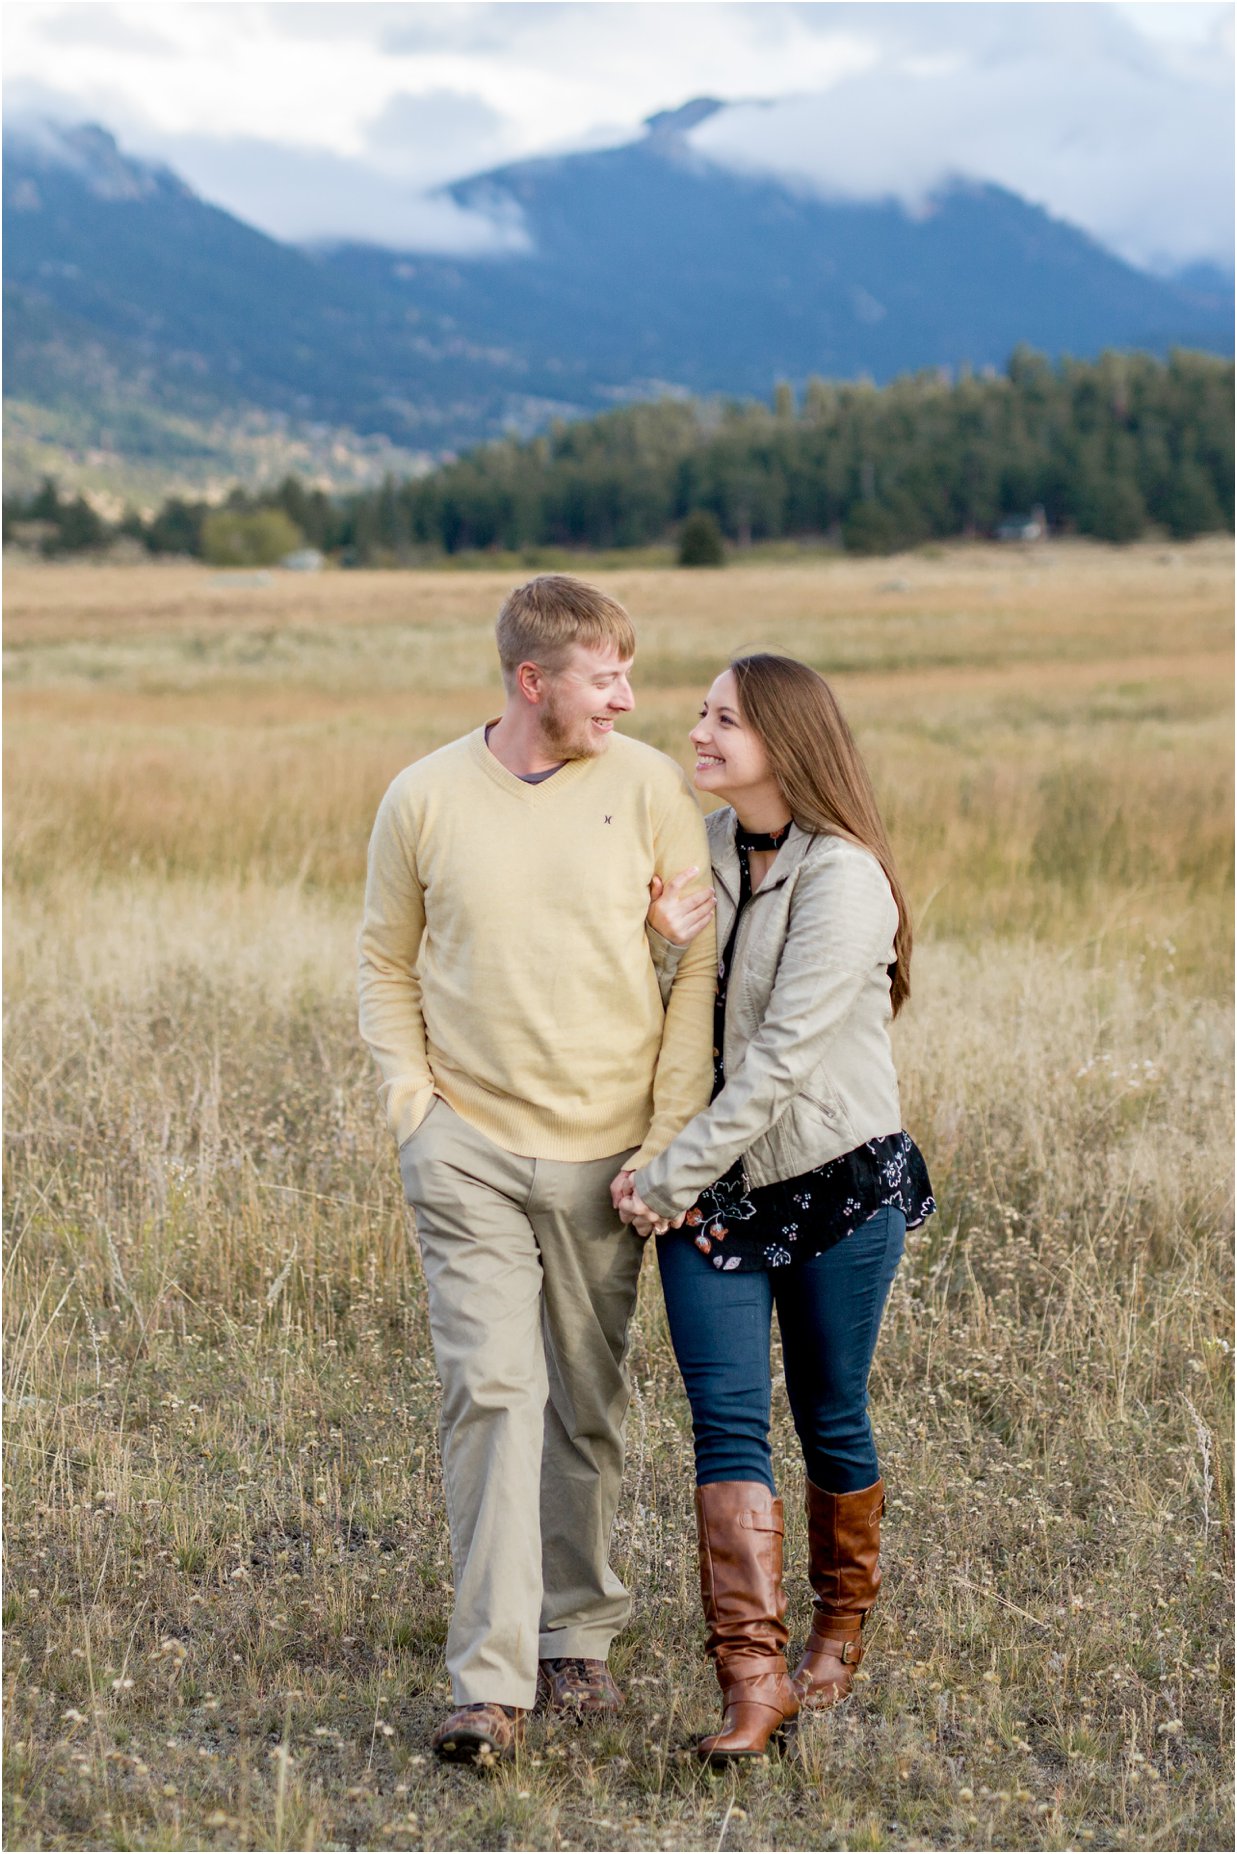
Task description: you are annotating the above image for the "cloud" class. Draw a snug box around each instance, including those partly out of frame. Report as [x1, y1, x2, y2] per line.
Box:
[118, 131, 532, 253]
[373, 2, 542, 57]
[4, 81, 530, 254]
[689, 11, 1235, 272]
[363, 87, 510, 184]
[2, 6, 532, 252]
[4, 72, 159, 150]
[9, 0, 177, 56]
[1, 1, 1231, 266]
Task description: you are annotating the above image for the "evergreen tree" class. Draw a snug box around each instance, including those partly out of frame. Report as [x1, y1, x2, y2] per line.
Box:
[28, 476, 61, 523]
[678, 510, 726, 567]
[146, 498, 206, 557]
[1160, 460, 1226, 539]
[1075, 466, 1147, 543]
[128, 350, 1233, 562]
[45, 496, 106, 555]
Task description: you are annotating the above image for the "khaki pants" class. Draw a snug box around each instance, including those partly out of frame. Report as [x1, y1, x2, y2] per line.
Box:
[399, 1097, 642, 1708]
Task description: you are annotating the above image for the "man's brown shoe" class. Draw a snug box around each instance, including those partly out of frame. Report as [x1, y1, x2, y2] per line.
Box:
[431, 1701, 527, 1763]
[536, 1657, 624, 1715]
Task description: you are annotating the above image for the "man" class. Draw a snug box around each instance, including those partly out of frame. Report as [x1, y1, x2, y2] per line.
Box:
[358, 575, 716, 1762]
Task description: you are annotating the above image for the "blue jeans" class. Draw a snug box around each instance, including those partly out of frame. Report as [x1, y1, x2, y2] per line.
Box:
[656, 1206, 905, 1495]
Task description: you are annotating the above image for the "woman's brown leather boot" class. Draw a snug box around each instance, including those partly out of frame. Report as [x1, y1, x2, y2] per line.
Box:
[791, 1477, 884, 1708]
[694, 1481, 800, 1764]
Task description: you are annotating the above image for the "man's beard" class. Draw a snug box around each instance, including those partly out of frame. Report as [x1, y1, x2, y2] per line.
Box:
[538, 689, 603, 761]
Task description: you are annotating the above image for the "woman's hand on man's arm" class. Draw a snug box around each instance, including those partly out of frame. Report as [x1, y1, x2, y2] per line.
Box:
[647, 867, 716, 947]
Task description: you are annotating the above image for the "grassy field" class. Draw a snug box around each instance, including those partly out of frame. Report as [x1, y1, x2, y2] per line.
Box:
[3, 540, 1233, 1852]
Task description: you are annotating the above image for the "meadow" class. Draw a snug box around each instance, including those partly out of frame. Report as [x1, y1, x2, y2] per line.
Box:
[3, 539, 1233, 1852]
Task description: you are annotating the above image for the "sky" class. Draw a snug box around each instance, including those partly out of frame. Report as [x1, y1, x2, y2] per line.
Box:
[4, 1, 1234, 271]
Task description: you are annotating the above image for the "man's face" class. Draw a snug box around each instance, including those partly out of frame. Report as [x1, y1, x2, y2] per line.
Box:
[538, 643, 635, 759]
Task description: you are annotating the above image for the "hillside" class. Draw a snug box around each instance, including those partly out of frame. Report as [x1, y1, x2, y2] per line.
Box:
[3, 113, 1232, 496]
[354, 107, 1232, 400]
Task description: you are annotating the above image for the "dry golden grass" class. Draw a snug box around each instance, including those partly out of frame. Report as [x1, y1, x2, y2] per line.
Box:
[5, 540, 1233, 959]
[3, 539, 1233, 1852]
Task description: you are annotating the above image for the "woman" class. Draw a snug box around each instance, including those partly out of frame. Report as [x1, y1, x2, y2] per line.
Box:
[614, 653, 934, 1765]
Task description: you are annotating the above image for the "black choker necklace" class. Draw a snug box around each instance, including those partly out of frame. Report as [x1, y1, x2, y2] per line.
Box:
[736, 820, 793, 853]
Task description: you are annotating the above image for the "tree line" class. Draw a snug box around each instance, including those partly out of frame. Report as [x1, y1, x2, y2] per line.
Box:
[5, 348, 1232, 564]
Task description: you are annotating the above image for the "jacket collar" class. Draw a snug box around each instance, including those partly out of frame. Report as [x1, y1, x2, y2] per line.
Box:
[709, 808, 815, 903]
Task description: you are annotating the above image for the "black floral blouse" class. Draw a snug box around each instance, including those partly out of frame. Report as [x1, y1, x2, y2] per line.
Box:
[681, 826, 935, 1273]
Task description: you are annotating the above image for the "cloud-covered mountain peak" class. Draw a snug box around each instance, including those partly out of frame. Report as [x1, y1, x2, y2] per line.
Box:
[643, 98, 728, 140]
[3, 117, 188, 205]
[684, 53, 1234, 274]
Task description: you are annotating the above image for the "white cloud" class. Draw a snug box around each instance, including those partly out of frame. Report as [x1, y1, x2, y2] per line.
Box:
[689, 8, 1234, 272]
[362, 87, 511, 183]
[1, 1, 1231, 265]
[134, 132, 532, 252]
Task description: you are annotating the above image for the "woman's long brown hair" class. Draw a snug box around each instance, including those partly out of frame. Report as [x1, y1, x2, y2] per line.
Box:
[729, 652, 912, 1016]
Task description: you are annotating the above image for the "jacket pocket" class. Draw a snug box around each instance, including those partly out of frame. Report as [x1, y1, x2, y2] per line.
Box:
[757, 1091, 853, 1180]
[801, 1075, 845, 1121]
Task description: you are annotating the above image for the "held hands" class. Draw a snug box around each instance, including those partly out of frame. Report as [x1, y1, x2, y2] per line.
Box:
[647, 866, 716, 946]
[609, 1169, 687, 1242]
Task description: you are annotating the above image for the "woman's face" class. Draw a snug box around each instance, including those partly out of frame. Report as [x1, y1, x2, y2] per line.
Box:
[689, 668, 782, 810]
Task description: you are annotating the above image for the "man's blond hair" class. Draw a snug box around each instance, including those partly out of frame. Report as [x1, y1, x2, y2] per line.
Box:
[496, 576, 636, 690]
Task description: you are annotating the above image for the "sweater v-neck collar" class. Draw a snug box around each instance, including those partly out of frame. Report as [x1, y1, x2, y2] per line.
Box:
[468, 724, 594, 800]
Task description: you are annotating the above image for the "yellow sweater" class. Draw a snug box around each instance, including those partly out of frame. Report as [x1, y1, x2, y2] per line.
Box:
[358, 726, 716, 1167]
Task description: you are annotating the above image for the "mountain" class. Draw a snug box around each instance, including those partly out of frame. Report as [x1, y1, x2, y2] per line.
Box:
[4, 113, 1232, 495]
[1, 121, 568, 494]
[341, 103, 1232, 399]
[1168, 259, 1236, 312]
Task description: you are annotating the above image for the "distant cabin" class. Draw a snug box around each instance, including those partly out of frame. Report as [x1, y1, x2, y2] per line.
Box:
[281, 548, 325, 572]
[995, 508, 1047, 543]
